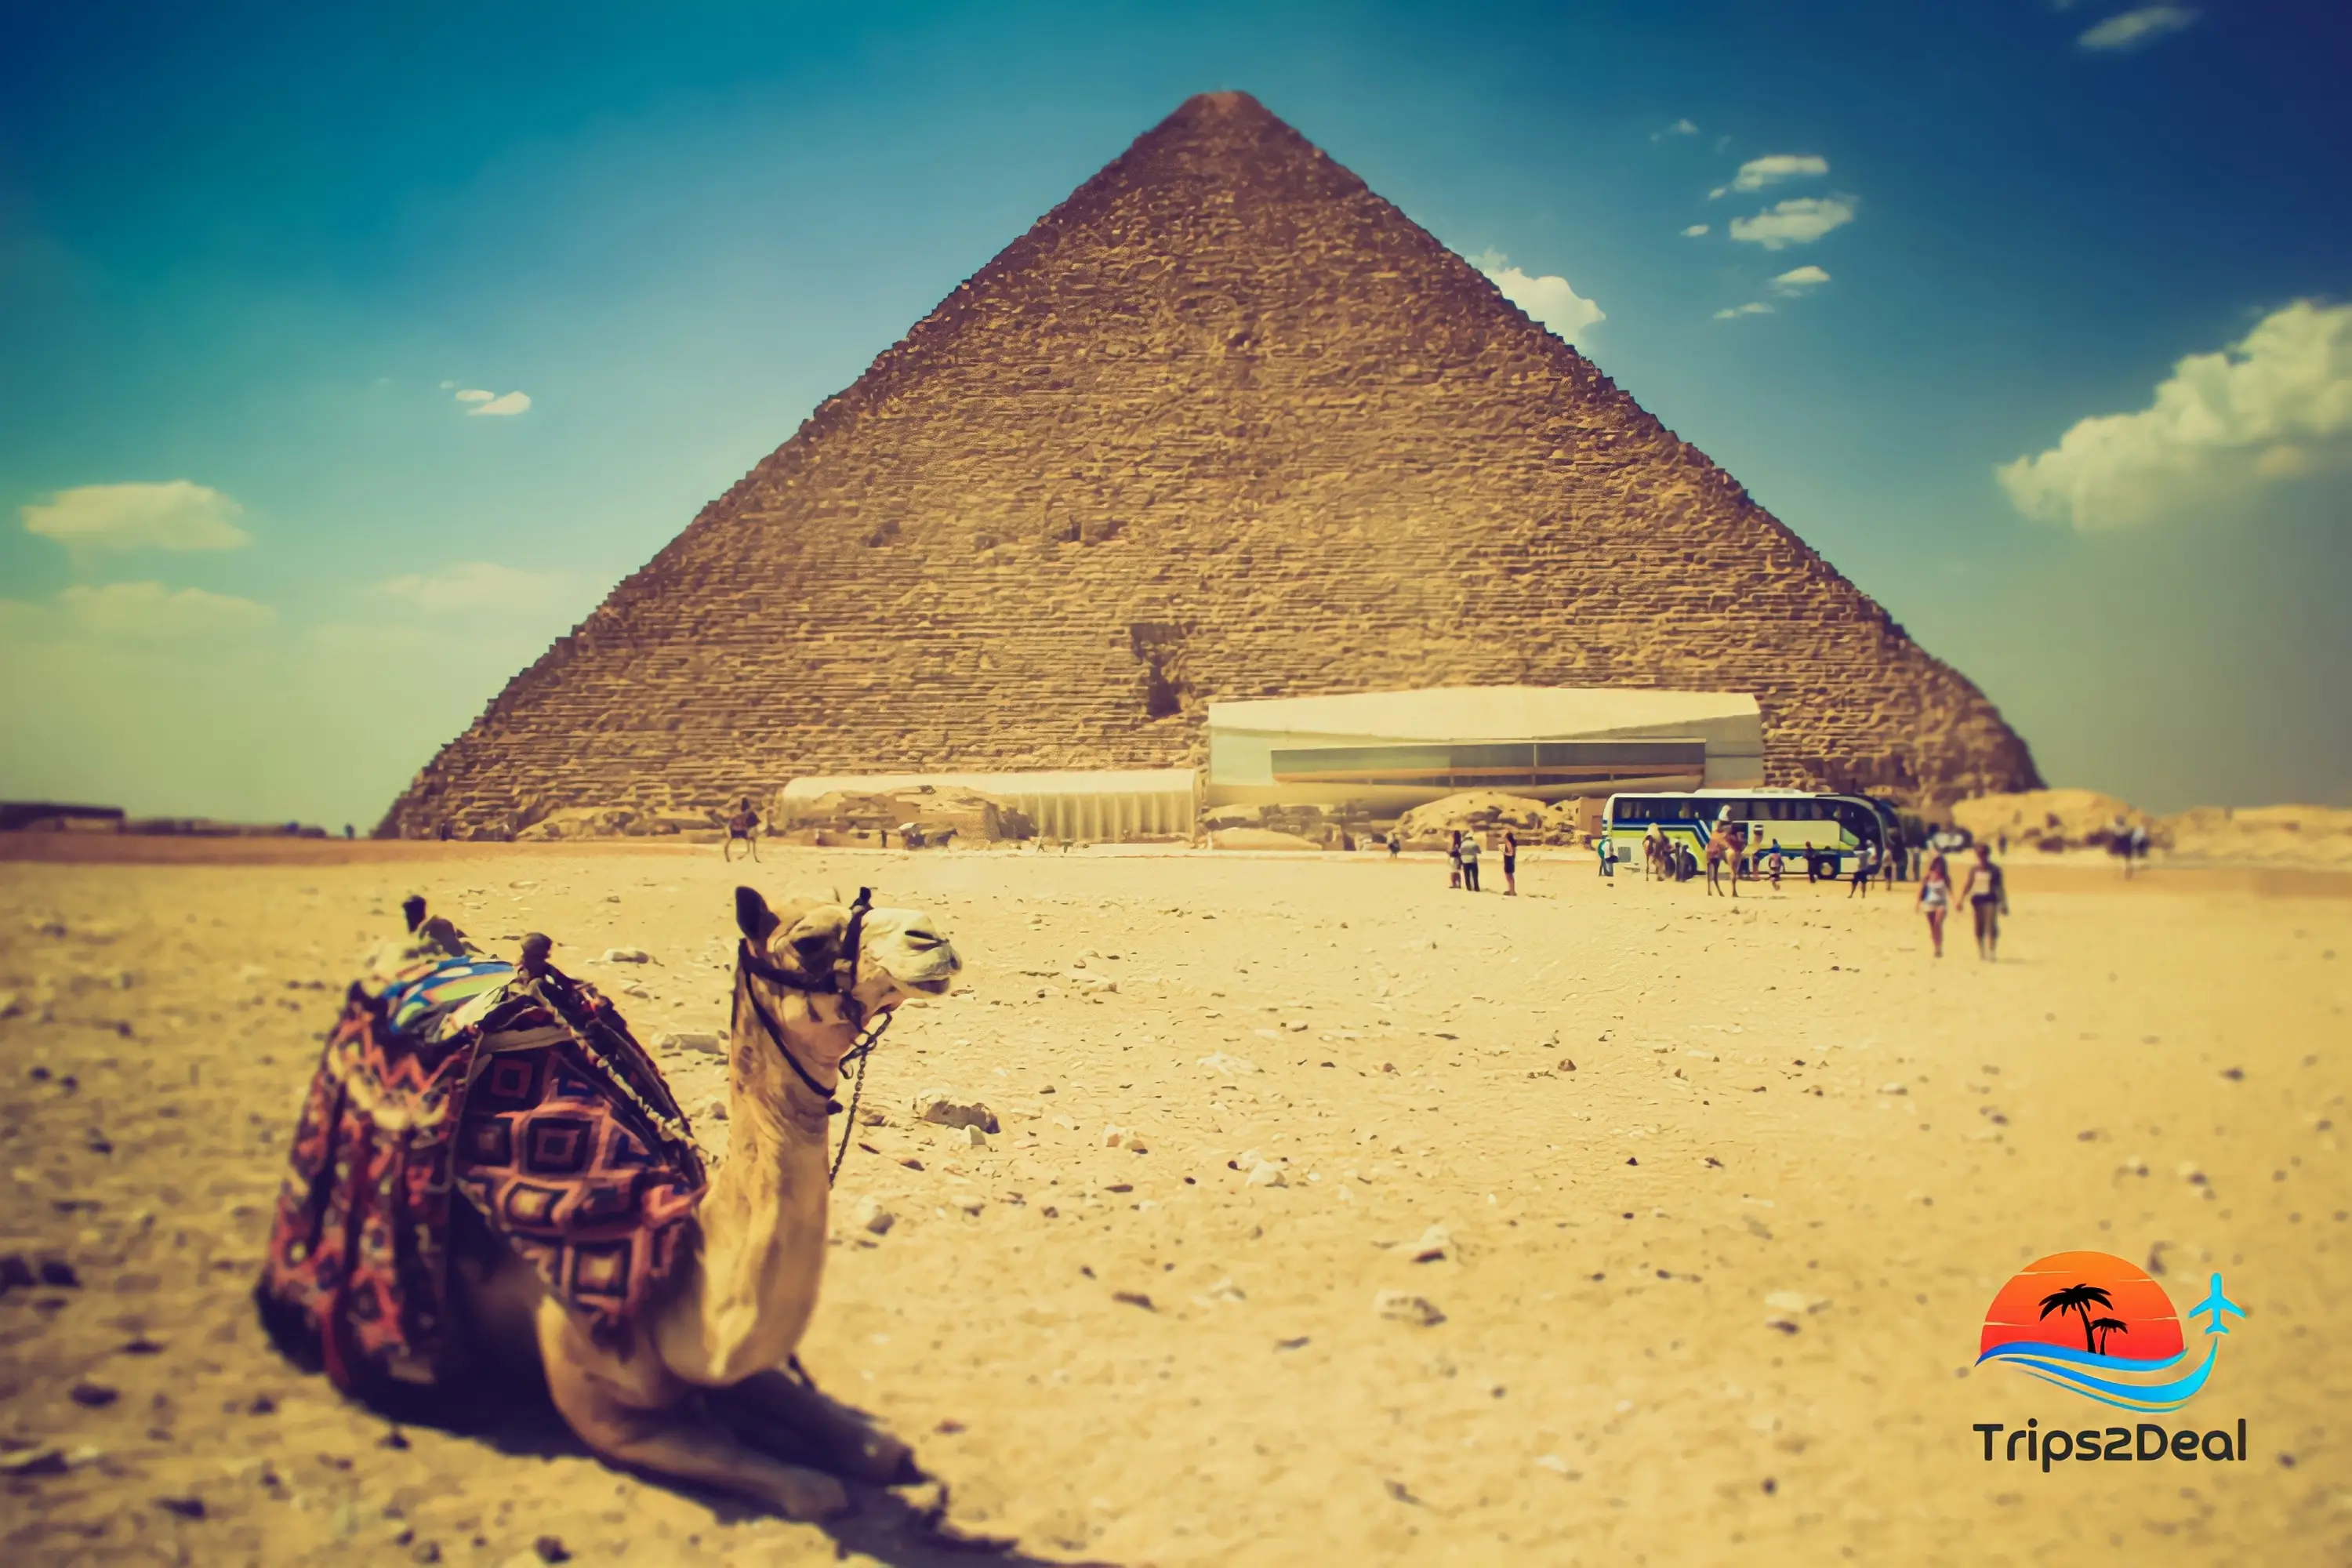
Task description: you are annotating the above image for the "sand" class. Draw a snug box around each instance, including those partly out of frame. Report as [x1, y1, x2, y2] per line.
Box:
[1, 842, 2346, 1565]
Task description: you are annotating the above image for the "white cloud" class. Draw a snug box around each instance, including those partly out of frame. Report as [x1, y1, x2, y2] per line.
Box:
[2079, 5, 2198, 50]
[1650, 118, 1699, 141]
[1682, 223, 1710, 238]
[454, 388, 494, 403]
[468, 390, 532, 417]
[20, 481, 252, 553]
[1997, 299, 2352, 530]
[1472, 252, 1606, 345]
[1714, 302, 1775, 320]
[379, 561, 565, 615]
[1712, 154, 1829, 199]
[1730, 197, 1857, 249]
[1771, 264, 1832, 293]
[55, 581, 275, 637]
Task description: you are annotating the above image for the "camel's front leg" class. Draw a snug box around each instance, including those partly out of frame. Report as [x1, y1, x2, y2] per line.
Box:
[712, 1366, 918, 1484]
[536, 1308, 849, 1520]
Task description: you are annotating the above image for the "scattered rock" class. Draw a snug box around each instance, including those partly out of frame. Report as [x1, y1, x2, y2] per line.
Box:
[964, 1125, 989, 1149]
[953, 1194, 985, 1215]
[855, 1198, 895, 1236]
[1878, 1083, 1907, 1096]
[156, 1495, 206, 1520]
[533, 1537, 572, 1565]
[1764, 1290, 1829, 1330]
[1112, 1290, 1155, 1311]
[0, 1446, 67, 1476]
[2177, 1163, 2207, 1185]
[913, 1092, 1000, 1134]
[1203, 1278, 1246, 1302]
[1374, 1290, 1445, 1327]
[1410, 1225, 1453, 1263]
[601, 948, 651, 964]
[1245, 1160, 1287, 1189]
[1102, 1124, 1133, 1149]
[0, 990, 19, 1019]
[69, 1381, 118, 1408]
[858, 1108, 889, 1127]
[653, 1030, 724, 1055]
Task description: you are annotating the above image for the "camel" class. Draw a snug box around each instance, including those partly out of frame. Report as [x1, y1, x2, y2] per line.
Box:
[1704, 823, 1743, 898]
[448, 886, 961, 1519]
[724, 797, 762, 862]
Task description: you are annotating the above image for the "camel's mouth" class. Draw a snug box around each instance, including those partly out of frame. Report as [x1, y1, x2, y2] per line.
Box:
[858, 910, 961, 1004]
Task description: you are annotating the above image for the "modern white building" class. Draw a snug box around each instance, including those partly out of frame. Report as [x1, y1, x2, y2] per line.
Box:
[1204, 685, 1763, 811]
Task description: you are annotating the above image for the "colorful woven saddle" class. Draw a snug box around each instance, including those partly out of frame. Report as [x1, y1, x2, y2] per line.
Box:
[258, 932, 706, 1398]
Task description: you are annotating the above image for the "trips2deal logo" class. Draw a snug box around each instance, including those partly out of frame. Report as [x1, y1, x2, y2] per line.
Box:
[1972, 1250, 2249, 1470]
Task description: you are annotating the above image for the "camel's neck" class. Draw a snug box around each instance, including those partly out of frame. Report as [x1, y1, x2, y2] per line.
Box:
[653, 971, 844, 1385]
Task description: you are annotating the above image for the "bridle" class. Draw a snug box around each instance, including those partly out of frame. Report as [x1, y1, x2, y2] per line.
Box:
[730, 886, 895, 1184]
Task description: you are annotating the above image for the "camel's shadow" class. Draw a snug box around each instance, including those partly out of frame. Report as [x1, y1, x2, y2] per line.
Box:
[464, 1380, 1108, 1568]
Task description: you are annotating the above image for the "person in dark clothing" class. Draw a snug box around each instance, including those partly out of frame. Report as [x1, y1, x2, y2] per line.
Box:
[1501, 832, 1519, 895]
[1459, 832, 1483, 892]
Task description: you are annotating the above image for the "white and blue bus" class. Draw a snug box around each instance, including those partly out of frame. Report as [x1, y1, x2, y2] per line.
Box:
[1599, 789, 1896, 880]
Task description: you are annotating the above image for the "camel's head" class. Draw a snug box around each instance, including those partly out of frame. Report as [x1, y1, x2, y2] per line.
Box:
[733, 885, 960, 1023]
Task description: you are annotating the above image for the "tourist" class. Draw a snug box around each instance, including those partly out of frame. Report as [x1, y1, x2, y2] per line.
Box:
[1849, 840, 1877, 898]
[1501, 831, 1519, 896]
[1918, 853, 1952, 956]
[1387, 830, 1401, 859]
[1459, 830, 1483, 892]
[1962, 843, 2007, 960]
[1448, 831, 1464, 889]
[1766, 847, 1784, 889]
[1597, 834, 1614, 878]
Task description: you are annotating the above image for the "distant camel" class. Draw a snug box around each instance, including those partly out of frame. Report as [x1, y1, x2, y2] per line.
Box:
[2039, 1282, 2115, 1351]
[1704, 823, 1743, 898]
[724, 799, 761, 862]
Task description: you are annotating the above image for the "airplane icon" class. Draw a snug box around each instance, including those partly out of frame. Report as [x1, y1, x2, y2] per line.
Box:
[2189, 1273, 2245, 1334]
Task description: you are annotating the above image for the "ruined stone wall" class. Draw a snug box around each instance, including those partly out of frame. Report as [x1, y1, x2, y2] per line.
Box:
[379, 93, 2038, 839]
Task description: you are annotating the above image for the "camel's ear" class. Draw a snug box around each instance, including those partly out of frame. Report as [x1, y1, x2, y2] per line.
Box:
[735, 886, 779, 944]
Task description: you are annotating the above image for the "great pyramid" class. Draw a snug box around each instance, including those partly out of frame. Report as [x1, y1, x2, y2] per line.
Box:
[381, 91, 2038, 838]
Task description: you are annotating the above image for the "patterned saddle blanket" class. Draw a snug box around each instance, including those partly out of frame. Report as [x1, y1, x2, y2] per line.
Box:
[259, 938, 706, 1395]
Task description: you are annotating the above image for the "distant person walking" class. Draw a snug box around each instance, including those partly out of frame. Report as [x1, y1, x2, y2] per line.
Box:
[1918, 853, 1952, 957]
[724, 797, 760, 862]
[1766, 847, 1784, 890]
[1962, 844, 2007, 960]
[1459, 831, 1483, 892]
[1501, 832, 1519, 896]
[1448, 831, 1465, 890]
[1849, 840, 1878, 898]
[1598, 835, 1616, 878]
[1387, 831, 1401, 860]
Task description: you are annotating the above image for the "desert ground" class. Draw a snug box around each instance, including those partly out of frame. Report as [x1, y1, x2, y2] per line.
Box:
[0, 839, 2346, 1566]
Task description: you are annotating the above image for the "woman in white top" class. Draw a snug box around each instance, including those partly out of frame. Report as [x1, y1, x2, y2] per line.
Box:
[1916, 853, 1952, 958]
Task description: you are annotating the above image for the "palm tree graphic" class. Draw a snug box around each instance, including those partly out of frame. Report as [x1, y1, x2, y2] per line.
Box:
[2038, 1282, 2115, 1351]
[2087, 1316, 2129, 1356]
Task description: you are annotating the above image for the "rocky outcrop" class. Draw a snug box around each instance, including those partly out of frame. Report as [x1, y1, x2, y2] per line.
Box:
[379, 91, 2038, 840]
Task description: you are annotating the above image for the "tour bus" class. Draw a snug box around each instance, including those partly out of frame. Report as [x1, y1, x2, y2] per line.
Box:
[1599, 789, 1895, 880]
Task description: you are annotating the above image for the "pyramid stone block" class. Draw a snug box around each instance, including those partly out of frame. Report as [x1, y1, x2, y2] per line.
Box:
[380, 91, 2037, 839]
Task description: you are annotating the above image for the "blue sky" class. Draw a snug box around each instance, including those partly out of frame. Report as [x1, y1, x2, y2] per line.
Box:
[3, 1, 2347, 824]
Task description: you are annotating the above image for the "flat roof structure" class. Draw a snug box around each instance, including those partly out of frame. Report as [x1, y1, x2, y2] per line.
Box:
[1206, 685, 1762, 808]
[779, 768, 1198, 843]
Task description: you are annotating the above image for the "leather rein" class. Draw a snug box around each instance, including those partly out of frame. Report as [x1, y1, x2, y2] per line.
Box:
[729, 887, 893, 1184]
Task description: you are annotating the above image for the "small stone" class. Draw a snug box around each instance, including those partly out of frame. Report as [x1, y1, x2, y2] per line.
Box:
[69, 1381, 118, 1408]
[1102, 1124, 1131, 1149]
[705, 1101, 728, 1123]
[0, 990, 20, 1019]
[533, 1537, 572, 1564]
[1244, 1160, 1287, 1189]
[412, 1543, 443, 1565]
[1878, 1083, 1907, 1096]
[601, 948, 651, 964]
[1410, 1225, 1452, 1263]
[157, 1495, 206, 1519]
[858, 1109, 889, 1127]
[1112, 1290, 1155, 1311]
[1203, 1278, 1246, 1302]
[953, 1195, 985, 1215]
[913, 1092, 1000, 1134]
[1374, 1289, 1445, 1326]
[964, 1125, 989, 1149]
[855, 1198, 895, 1236]
[0, 1446, 67, 1475]
[2177, 1163, 2206, 1185]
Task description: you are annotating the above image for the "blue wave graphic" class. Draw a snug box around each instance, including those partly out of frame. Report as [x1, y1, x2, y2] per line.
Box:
[1976, 1339, 2219, 1412]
